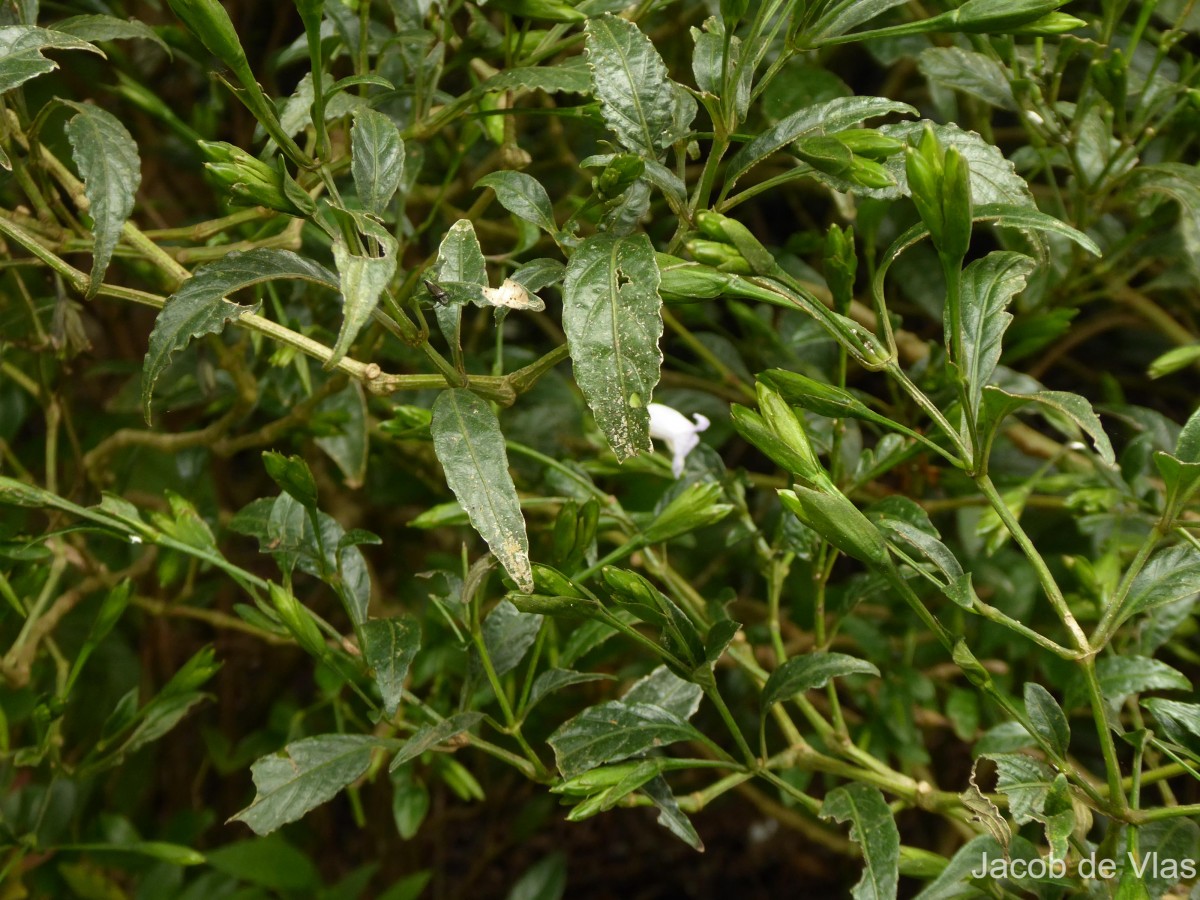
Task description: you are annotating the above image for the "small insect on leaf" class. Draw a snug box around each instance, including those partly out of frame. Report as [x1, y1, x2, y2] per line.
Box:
[424, 279, 450, 305]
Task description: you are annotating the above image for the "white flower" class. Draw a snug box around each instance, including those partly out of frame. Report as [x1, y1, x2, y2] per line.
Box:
[648, 403, 710, 478]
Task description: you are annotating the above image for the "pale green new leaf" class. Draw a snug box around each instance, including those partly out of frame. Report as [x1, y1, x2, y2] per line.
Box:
[362, 615, 420, 718]
[1023, 683, 1069, 759]
[329, 228, 398, 368]
[476, 171, 557, 235]
[726, 96, 916, 195]
[142, 249, 338, 422]
[548, 701, 704, 779]
[63, 101, 141, 298]
[820, 784, 900, 900]
[959, 252, 1036, 412]
[351, 109, 405, 217]
[231, 735, 380, 834]
[431, 389, 534, 592]
[585, 14, 681, 156]
[0, 26, 102, 95]
[563, 232, 662, 461]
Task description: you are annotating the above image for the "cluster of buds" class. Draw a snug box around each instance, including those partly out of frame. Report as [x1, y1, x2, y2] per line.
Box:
[905, 126, 973, 265]
[199, 141, 315, 217]
[794, 128, 904, 190]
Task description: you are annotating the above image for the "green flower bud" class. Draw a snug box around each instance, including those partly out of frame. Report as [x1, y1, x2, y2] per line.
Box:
[686, 239, 753, 274]
[488, 0, 586, 22]
[940, 147, 973, 263]
[720, 0, 750, 24]
[592, 154, 645, 201]
[656, 254, 738, 300]
[201, 141, 311, 217]
[847, 158, 896, 190]
[643, 482, 734, 543]
[795, 135, 855, 178]
[168, 0, 254, 85]
[731, 405, 824, 479]
[947, 0, 1070, 33]
[552, 760, 650, 796]
[1010, 11, 1085, 33]
[778, 487, 890, 566]
[906, 128, 946, 244]
[269, 582, 327, 658]
[823, 224, 857, 313]
[552, 499, 579, 562]
[755, 381, 826, 485]
[952, 640, 993, 689]
[694, 210, 732, 242]
[832, 129, 905, 161]
[601, 566, 662, 610]
[531, 564, 585, 598]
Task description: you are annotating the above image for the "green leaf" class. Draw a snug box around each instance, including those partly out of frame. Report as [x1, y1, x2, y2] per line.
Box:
[1119, 544, 1200, 626]
[1122, 819, 1200, 900]
[979, 387, 1116, 466]
[389, 712, 484, 770]
[819, 783, 900, 900]
[644, 775, 704, 851]
[912, 834, 1003, 900]
[1143, 698, 1200, 746]
[52, 15, 170, 53]
[0, 26, 102, 95]
[805, 0, 911, 43]
[330, 226, 399, 368]
[481, 598, 542, 677]
[62, 101, 141, 298]
[141, 249, 337, 422]
[506, 852, 567, 900]
[622, 665, 703, 720]
[431, 389, 534, 592]
[584, 13, 686, 156]
[762, 652, 880, 714]
[562, 232, 662, 461]
[524, 669, 613, 716]
[1023, 683, 1069, 759]
[1149, 344, 1200, 379]
[478, 61, 592, 96]
[882, 121, 1034, 207]
[431, 219, 488, 362]
[983, 752, 1056, 825]
[351, 108, 405, 217]
[918, 47, 1016, 109]
[548, 701, 704, 779]
[1065, 656, 1192, 710]
[231, 734, 381, 834]
[206, 835, 319, 891]
[959, 252, 1036, 413]
[477, 171, 557, 234]
[726, 96, 916, 195]
[314, 381, 369, 488]
[362, 615, 421, 718]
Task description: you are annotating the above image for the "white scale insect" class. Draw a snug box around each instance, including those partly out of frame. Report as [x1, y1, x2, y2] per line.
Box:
[424, 278, 545, 312]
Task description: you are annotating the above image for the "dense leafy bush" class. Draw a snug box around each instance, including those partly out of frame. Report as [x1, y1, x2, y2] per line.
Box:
[2, 0, 1200, 896]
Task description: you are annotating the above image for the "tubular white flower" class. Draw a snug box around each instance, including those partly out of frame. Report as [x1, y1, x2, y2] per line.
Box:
[648, 403, 710, 478]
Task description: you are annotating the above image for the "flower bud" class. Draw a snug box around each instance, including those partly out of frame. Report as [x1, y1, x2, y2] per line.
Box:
[823, 224, 857, 313]
[686, 239, 753, 274]
[592, 154, 645, 201]
[778, 487, 890, 566]
[269, 582, 327, 658]
[952, 640, 993, 689]
[756, 381, 826, 485]
[832, 129, 905, 161]
[643, 482, 734, 543]
[201, 141, 312, 217]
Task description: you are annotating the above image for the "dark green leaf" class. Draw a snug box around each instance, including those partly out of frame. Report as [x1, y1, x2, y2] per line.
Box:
[548, 701, 704, 779]
[959, 252, 1036, 413]
[362, 616, 421, 718]
[52, 15, 170, 53]
[142, 249, 337, 422]
[727, 96, 915, 194]
[231, 734, 381, 834]
[806, 0, 911, 43]
[585, 14, 684, 156]
[431, 389, 534, 592]
[762, 652, 880, 713]
[506, 852, 566, 900]
[314, 382, 369, 488]
[481, 599, 542, 677]
[477, 171, 557, 234]
[1066, 656, 1192, 711]
[351, 108, 405, 217]
[1023, 683, 1069, 759]
[63, 101, 141, 298]
[1143, 699, 1200, 747]
[819, 784, 900, 900]
[0, 26, 102, 95]
[622, 665, 703, 720]
[330, 224, 398, 367]
[431, 219, 487, 360]
[982, 752, 1056, 825]
[389, 712, 484, 770]
[1119, 544, 1200, 626]
[525, 669, 613, 716]
[206, 834, 319, 890]
[918, 47, 1016, 109]
[979, 387, 1116, 466]
[644, 775, 704, 851]
[563, 232, 662, 461]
